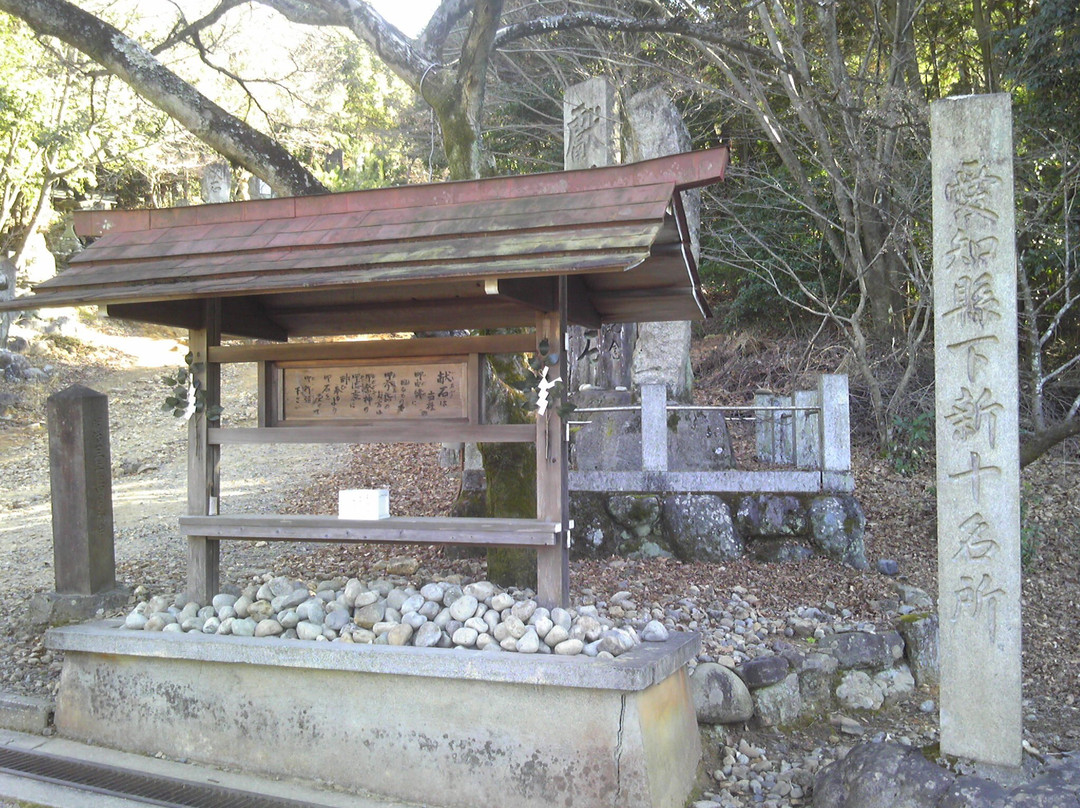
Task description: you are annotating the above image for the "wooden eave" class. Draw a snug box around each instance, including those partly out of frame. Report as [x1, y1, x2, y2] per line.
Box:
[1, 149, 728, 339]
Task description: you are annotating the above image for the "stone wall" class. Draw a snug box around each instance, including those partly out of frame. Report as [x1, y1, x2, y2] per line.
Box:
[572, 491, 868, 569]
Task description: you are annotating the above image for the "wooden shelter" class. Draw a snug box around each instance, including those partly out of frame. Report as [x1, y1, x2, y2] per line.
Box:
[2, 149, 729, 606]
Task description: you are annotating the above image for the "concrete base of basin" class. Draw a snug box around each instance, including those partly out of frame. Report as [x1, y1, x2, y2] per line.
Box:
[46, 622, 701, 808]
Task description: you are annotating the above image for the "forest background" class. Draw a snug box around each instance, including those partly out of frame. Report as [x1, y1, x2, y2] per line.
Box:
[0, 0, 1076, 466]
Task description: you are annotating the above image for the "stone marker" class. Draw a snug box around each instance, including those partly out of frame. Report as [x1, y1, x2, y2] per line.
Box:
[563, 77, 636, 394]
[201, 162, 231, 204]
[932, 93, 1021, 768]
[627, 85, 698, 402]
[47, 385, 116, 595]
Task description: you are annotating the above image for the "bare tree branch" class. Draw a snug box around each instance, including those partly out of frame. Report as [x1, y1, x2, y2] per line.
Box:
[150, 0, 246, 56]
[0, 0, 326, 196]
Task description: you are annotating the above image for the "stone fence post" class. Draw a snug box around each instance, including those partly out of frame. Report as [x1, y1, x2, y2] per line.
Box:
[640, 383, 668, 471]
[819, 374, 852, 492]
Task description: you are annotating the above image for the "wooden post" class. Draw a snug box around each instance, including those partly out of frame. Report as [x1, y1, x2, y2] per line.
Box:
[536, 279, 569, 607]
[186, 299, 221, 604]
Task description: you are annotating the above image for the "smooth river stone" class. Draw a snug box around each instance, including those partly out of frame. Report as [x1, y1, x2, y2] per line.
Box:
[325, 609, 353, 632]
[464, 581, 496, 602]
[124, 611, 148, 630]
[354, 601, 385, 629]
[254, 619, 284, 637]
[511, 600, 537, 622]
[246, 600, 275, 622]
[544, 625, 570, 648]
[464, 616, 488, 633]
[278, 609, 300, 629]
[641, 620, 670, 642]
[387, 624, 414, 646]
[202, 617, 221, 634]
[504, 615, 527, 639]
[233, 595, 252, 618]
[449, 595, 479, 622]
[554, 639, 584, 656]
[452, 627, 479, 647]
[550, 608, 572, 631]
[420, 583, 445, 601]
[296, 600, 325, 625]
[516, 629, 540, 654]
[230, 617, 257, 637]
[211, 593, 237, 610]
[490, 592, 515, 611]
[352, 590, 379, 609]
[400, 594, 426, 614]
[532, 616, 553, 640]
[413, 622, 442, 648]
[296, 621, 323, 641]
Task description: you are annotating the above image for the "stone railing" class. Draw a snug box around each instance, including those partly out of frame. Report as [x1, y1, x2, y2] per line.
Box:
[568, 374, 852, 495]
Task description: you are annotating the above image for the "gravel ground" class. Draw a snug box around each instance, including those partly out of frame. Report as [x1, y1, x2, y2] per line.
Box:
[0, 318, 1077, 806]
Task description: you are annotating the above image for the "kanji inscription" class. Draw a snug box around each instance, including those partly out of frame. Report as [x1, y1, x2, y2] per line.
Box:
[279, 361, 468, 422]
[932, 93, 1021, 767]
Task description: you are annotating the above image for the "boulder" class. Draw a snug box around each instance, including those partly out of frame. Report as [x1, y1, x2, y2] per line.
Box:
[661, 494, 743, 562]
[736, 655, 790, 690]
[816, 631, 899, 672]
[735, 495, 809, 537]
[795, 652, 839, 716]
[813, 743, 954, 808]
[752, 673, 801, 727]
[835, 671, 885, 711]
[897, 614, 939, 689]
[689, 662, 754, 725]
[808, 495, 868, 569]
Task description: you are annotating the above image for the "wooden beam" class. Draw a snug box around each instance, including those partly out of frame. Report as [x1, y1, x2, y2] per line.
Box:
[177, 515, 560, 547]
[535, 278, 570, 608]
[186, 300, 221, 604]
[208, 424, 536, 445]
[209, 333, 536, 364]
[495, 278, 556, 312]
[566, 276, 602, 328]
[220, 297, 288, 341]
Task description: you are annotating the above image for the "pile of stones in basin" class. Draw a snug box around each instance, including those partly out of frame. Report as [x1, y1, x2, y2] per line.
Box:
[122, 576, 672, 657]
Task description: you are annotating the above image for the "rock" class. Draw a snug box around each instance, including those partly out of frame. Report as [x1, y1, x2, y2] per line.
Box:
[490, 592, 514, 611]
[511, 599, 537, 622]
[232, 617, 257, 639]
[876, 558, 900, 576]
[144, 613, 175, 632]
[246, 600, 275, 622]
[452, 627, 478, 647]
[813, 742, 954, 808]
[554, 638, 584, 655]
[661, 493, 743, 562]
[296, 621, 322, 641]
[893, 582, 934, 610]
[835, 671, 885, 711]
[254, 619, 283, 637]
[385, 589, 408, 611]
[324, 609, 353, 632]
[124, 610, 149, 630]
[544, 625, 570, 648]
[400, 594, 425, 614]
[737, 655, 790, 689]
[386, 556, 420, 576]
[735, 495, 808, 537]
[690, 662, 754, 724]
[597, 629, 636, 656]
[268, 576, 304, 599]
[464, 581, 496, 602]
[449, 594, 479, 622]
[296, 600, 325, 625]
[816, 631, 896, 671]
[353, 590, 379, 609]
[202, 617, 221, 634]
[233, 595, 252, 618]
[387, 624, 414, 646]
[181, 617, 206, 632]
[607, 494, 662, 541]
[216, 618, 235, 635]
[550, 607, 572, 631]
[413, 622, 442, 648]
[211, 593, 237, 610]
[464, 616, 488, 633]
[516, 628, 540, 654]
[795, 652, 839, 716]
[829, 713, 865, 736]
[402, 612, 427, 630]
[420, 582, 445, 601]
[343, 579, 366, 606]
[162, 623, 183, 633]
[278, 609, 300, 629]
[808, 495, 868, 569]
[353, 600, 385, 629]
[752, 672, 801, 727]
[641, 620, 669, 642]
[873, 665, 916, 705]
[897, 614, 939, 688]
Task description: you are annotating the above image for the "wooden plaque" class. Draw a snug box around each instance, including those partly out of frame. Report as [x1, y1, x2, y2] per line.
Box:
[273, 358, 469, 424]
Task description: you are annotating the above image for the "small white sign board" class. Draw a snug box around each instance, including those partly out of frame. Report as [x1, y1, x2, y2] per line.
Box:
[339, 489, 389, 520]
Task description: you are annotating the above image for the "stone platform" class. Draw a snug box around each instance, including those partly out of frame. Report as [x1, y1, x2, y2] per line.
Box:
[46, 622, 701, 808]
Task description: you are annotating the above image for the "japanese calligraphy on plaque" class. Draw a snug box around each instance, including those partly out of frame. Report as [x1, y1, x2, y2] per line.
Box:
[931, 93, 1021, 767]
[274, 359, 469, 423]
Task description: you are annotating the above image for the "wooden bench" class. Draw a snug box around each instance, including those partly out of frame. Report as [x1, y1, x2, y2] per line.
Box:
[179, 515, 561, 548]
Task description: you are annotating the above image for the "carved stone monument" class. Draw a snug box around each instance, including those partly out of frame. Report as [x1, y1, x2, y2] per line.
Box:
[563, 77, 635, 394]
[32, 385, 128, 624]
[627, 86, 697, 402]
[931, 93, 1022, 768]
[201, 162, 232, 204]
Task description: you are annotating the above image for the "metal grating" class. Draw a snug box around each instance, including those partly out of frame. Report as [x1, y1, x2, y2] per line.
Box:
[0, 745, 331, 807]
